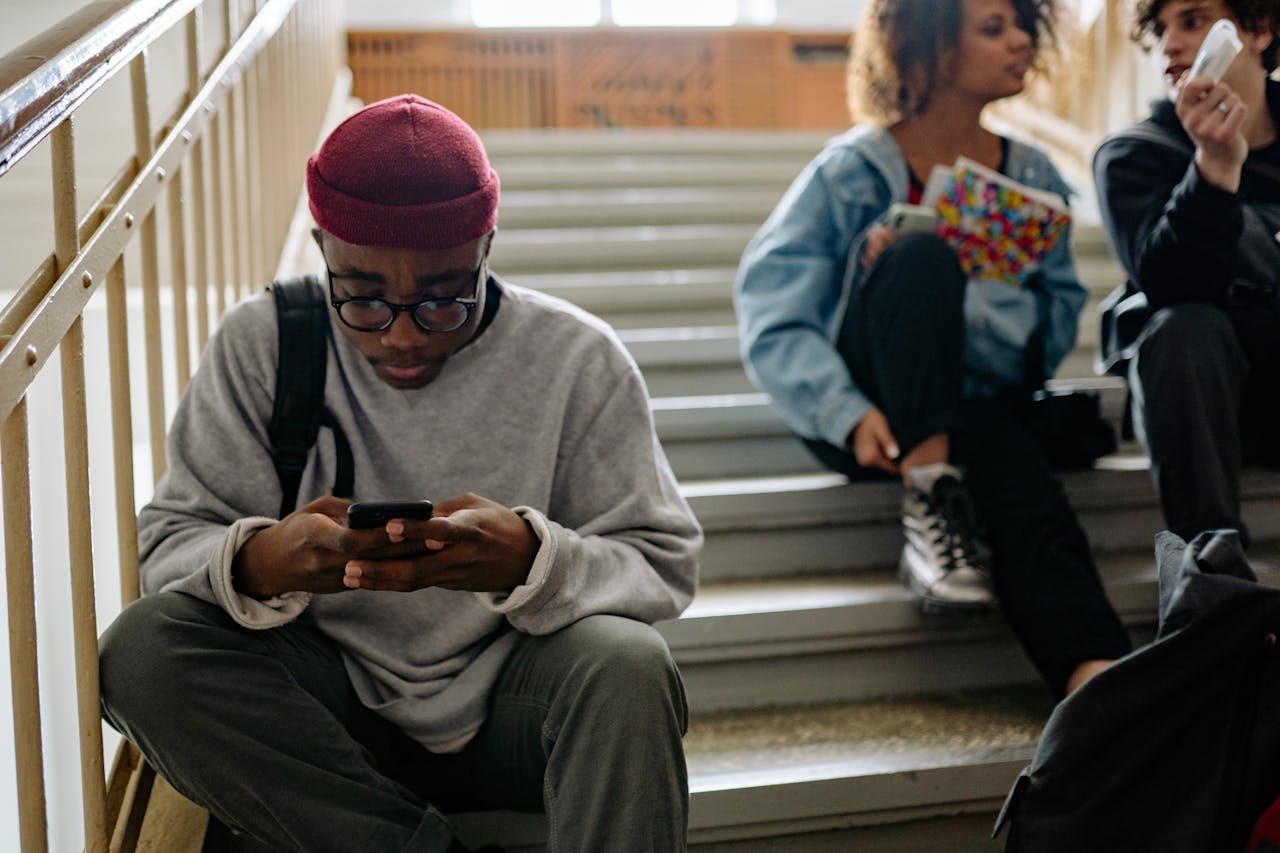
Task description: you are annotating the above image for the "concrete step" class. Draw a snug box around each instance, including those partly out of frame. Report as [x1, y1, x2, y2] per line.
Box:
[624, 323, 1117, 399]
[621, 324, 753, 397]
[682, 687, 1038, 851]
[481, 129, 836, 159]
[652, 379, 1128, 481]
[498, 186, 784, 229]
[510, 262, 1122, 332]
[488, 156, 813, 192]
[490, 222, 1125, 283]
[659, 545, 1280, 712]
[1076, 252, 1126, 294]
[681, 464, 1280, 583]
[490, 224, 759, 273]
[450, 685, 1049, 852]
[653, 392, 820, 480]
[514, 267, 738, 329]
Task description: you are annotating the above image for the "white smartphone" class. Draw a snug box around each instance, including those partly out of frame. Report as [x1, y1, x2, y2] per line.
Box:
[885, 203, 938, 236]
[1189, 19, 1243, 83]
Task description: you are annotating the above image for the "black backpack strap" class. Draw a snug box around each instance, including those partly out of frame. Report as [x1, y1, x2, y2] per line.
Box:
[267, 276, 353, 517]
[320, 408, 354, 500]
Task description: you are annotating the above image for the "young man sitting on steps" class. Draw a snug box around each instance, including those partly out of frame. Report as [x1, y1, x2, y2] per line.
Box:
[98, 94, 702, 853]
[1094, 0, 1280, 549]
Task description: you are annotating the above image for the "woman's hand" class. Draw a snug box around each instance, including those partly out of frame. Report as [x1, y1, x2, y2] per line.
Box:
[1176, 76, 1247, 192]
[342, 493, 541, 593]
[849, 407, 900, 475]
[861, 224, 896, 268]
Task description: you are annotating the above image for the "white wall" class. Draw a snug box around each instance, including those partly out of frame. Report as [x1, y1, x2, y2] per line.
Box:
[774, 0, 862, 31]
[342, 0, 864, 30]
[341, 0, 467, 28]
[0, 0, 95, 54]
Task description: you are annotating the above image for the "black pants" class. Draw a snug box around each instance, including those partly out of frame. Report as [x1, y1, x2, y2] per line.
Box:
[805, 234, 1131, 697]
[1130, 299, 1280, 546]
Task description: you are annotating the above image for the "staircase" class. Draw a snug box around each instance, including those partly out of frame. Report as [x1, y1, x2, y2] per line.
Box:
[303, 129, 1280, 851]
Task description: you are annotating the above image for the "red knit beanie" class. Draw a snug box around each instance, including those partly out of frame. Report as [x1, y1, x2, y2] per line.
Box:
[307, 95, 500, 250]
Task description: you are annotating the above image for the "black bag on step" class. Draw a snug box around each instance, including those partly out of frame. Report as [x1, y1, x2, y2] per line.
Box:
[1021, 386, 1117, 470]
[1019, 275, 1116, 469]
[994, 530, 1280, 852]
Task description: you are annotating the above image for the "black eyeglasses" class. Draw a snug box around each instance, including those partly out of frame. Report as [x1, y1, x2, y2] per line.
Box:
[327, 262, 483, 333]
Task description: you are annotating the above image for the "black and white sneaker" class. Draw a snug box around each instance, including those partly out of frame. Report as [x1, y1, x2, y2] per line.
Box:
[899, 463, 993, 612]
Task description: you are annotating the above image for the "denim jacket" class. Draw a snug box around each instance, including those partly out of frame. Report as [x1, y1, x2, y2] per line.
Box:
[734, 123, 1086, 448]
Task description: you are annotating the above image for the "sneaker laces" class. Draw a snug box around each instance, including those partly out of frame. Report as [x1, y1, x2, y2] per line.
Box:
[926, 478, 984, 573]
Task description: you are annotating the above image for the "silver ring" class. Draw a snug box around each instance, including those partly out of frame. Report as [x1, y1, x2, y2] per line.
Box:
[1217, 101, 1231, 115]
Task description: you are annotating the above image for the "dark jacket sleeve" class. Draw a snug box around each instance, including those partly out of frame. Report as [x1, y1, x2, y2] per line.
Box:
[1093, 127, 1244, 309]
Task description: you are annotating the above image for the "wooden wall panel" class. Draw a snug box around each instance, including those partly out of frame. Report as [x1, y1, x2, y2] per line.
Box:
[560, 31, 723, 127]
[785, 33, 849, 128]
[348, 29, 853, 130]
[347, 31, 559, 129]
[721, 31, 790, 128]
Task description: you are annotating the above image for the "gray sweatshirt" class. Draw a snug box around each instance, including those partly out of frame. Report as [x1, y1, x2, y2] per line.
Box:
[137, 278, 702, 752]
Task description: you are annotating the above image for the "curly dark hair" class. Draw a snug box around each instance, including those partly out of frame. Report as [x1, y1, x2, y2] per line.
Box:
[847, 0, 1059, 123]
[1129, 0, 1280, 71]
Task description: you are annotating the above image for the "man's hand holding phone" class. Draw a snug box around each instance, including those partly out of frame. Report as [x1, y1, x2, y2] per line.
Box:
[232, 496, 432, 597]
[342, 493, 540, 594]
[1176, 18, 1248, 191]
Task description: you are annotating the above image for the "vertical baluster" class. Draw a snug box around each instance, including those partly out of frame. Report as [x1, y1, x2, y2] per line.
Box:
[226, 86, 247, 306]
[209, 104, 230, 319]
[51, 119, 110, 853]
[245, 57, 264, 284]
[258, 45, 276, 271]
[106, 257, 140, 607]
[3, 397, 46, 853]
[276, 24, 292, 265]
[278, 28, 293, 262]
[130, 51, 167, 483]
[188, 9, 212, 350]
[225, 0, 248, 304]
[168, 162, 192, 390]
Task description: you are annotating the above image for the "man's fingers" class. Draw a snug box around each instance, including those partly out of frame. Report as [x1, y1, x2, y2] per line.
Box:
[413, 514, 477, 546]
[344, 557, 465, 591]
[298, 495, 353, 524]
[344, 559, 410, 591]
[430, 492, 497, 516]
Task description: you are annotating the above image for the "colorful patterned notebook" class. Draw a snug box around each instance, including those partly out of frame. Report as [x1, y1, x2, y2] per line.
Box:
[922, 157, 1071, 288]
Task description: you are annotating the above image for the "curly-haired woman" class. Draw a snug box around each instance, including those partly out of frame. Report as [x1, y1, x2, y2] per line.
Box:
[735, 0, 1131, 698]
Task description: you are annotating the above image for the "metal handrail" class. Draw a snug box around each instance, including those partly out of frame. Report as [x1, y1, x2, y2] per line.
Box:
[0, 1, 202, 179]
[0, 1, 343, 850]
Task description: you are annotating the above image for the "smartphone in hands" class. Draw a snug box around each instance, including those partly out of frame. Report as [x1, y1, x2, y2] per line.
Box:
[347, 500, 434, 529]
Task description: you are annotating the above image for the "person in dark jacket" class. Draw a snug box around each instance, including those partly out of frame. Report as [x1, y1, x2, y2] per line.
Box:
[1093, 0, 1280, 547]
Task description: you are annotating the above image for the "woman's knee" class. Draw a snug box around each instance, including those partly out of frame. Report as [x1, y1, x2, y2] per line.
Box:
[869, 232, 965, 301]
